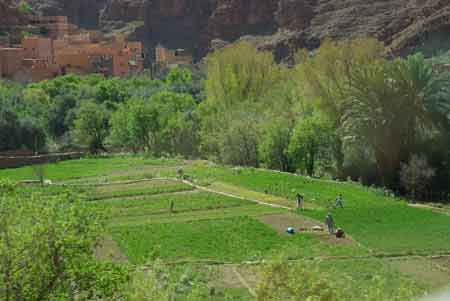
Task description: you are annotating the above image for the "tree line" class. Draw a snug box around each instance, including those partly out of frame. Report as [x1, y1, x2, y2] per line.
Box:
[1, 38, 450, 201]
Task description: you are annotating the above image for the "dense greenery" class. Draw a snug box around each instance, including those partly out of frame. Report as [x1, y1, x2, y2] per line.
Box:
[1, 38, 450, 199]
[185, 163, 450, 253]
[1, 157, 442, 299]
[4, 33, 449, 298]
[0, 181, 128, 300]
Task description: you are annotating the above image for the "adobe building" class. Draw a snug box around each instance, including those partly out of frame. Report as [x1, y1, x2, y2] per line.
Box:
[0, 17, 145, 81]
[155, 44, 193, 68]
[30, 16, 74, 39]
[0, 47, 24, 78]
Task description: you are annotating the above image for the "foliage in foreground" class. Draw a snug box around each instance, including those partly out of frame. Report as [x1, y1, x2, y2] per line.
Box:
[256, 258, 421, 301]
[0, 182, 128, 300]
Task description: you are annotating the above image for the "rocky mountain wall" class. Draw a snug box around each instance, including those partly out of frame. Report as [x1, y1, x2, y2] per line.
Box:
[23, 0, 450, 59]
[0, 0, 26, 29]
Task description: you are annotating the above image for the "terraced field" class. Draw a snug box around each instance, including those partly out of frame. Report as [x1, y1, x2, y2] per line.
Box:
[3, 156, 450, 299]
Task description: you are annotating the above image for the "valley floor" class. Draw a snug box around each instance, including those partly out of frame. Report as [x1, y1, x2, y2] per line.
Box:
[3, 156, 450, 299]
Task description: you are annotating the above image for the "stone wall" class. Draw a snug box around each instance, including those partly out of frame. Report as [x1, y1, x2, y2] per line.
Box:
[0, 152, 84, 169]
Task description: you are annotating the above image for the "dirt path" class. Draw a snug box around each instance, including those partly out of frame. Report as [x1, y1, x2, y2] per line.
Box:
[182, 179, 367, 249]
[232, 266, 257, 297]
[409, 203, 450, 216]
[182, 179, 292, 210]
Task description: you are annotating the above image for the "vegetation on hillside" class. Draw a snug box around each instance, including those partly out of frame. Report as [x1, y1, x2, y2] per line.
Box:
[1, 38, 450, 199]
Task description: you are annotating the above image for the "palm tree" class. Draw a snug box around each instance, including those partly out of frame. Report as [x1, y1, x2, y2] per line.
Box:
[341, 53, 450, 186]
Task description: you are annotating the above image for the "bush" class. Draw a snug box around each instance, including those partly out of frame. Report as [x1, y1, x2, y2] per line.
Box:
[256, 258, 419, 301]
[400, 154, 435, 201]
[0, 188, 128, 300]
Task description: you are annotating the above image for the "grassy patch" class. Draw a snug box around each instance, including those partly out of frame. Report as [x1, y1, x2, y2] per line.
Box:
[90, 192, 251, 219]
[86, 179, 192, 200]
[108, 205, 284, 226]
[306, 259, 425, 300]
[0, 156, 180, 182]
[111, 216, 366, 264]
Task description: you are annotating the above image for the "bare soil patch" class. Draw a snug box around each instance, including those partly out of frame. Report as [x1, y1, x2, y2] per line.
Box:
[256, 213, 355, 245]
[257, 213, 320, 234]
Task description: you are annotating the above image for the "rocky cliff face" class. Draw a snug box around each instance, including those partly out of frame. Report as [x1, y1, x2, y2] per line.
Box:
[101, 0, 146, 23]
[27, 0, 107, 28]
[26, 0, 450, 59]
[0, 0, 26, 29]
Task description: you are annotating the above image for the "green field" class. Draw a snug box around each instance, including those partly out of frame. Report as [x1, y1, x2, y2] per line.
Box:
[0, 156, 179, 182]
[85, 179, 193, 200]
[3, 156, 450, 299]
[111, 216, 365, 264]
[91, 192, 254, 218]
[185, 163, 450, 254]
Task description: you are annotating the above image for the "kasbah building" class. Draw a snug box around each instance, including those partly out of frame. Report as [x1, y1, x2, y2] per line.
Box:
[0, 16, 145, 82]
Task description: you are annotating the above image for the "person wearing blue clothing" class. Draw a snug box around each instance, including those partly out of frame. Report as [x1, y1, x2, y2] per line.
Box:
[335, 194, 344, 209]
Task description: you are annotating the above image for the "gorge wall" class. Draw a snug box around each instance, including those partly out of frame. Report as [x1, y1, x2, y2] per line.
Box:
[12, 0, 450, 60]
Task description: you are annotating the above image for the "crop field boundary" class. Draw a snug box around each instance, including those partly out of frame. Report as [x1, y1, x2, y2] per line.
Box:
[232, 266, 257, 297]
[54, 177, 181, 187]
[181, 179, 292, 210]
[181, 178, 374, 253]
[137, 253, 450, 268]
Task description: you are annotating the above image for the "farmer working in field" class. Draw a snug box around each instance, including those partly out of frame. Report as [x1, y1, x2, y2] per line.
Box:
[325, 212, 335, 234]
[169, 200, 174, 213]
[335, 194, 344, 209]
[177, 167, 184, 180]
[296, 193, 304, 210]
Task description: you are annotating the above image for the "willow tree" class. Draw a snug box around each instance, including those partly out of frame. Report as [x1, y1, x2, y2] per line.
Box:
[200, 41, 288, 163]
[296, 38, 385, 176]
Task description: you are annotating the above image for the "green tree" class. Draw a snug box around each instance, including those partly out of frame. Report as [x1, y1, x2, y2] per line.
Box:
[165, 67, 193, 87]
[341, 53, 450, 186]
[297, 38, 385, 177]
[108, 102, 133, 150]
[18, 1, 33, 14]
[109, 98, 160, 153]
[127, 99, 160, 153]
[0, 109, 22, 151]
[200, 42, 286, 159]
[259, 118, 294, 172]
[150, 91, 198, 156]
[219, 117, 260, 167]
[45, 92, 78, 140]
[204, 41, 283, 107]
[0, 185, 128, 300]
[95, 78, 130, 109]
[289, 114, 335, 176]
[73, 101, 109, 153]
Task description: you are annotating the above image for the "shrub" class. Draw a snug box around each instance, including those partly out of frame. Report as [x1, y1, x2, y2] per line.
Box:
[0, 189, 128, 300]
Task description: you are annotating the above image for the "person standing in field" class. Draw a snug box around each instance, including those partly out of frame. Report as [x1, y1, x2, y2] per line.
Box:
[325, 212, 335, 234]
[335, 194, 344, 209]
[177, 167, 184, 180]
[296, 193, 304, 210]
[169, 200, 174, 213]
